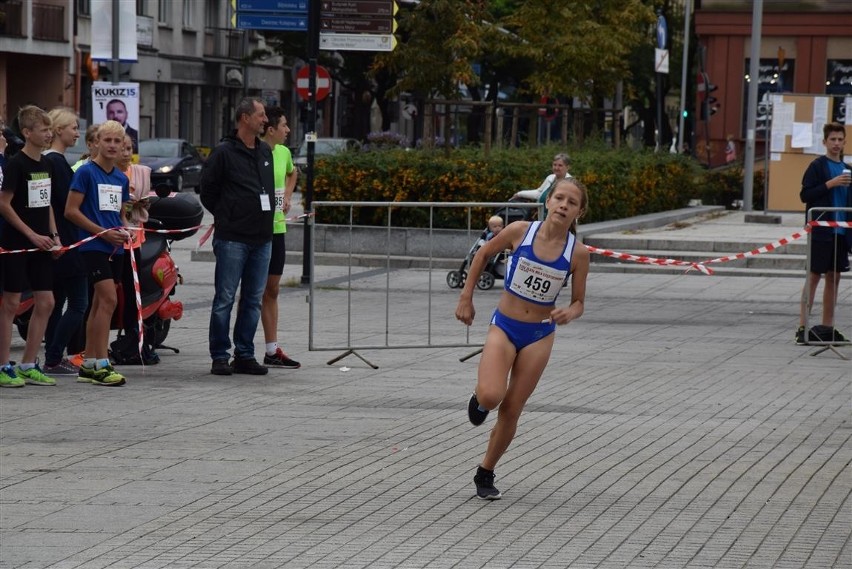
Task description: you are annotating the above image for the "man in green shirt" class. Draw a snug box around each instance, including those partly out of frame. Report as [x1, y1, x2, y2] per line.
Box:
[260, 107, 300, 368]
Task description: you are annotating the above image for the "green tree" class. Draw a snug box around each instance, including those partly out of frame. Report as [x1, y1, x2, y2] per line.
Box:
[372, 0, 497, 148]
[374, 0, 493, 100]
[499, 0, 655, 105]
[623, 0, 691, 149]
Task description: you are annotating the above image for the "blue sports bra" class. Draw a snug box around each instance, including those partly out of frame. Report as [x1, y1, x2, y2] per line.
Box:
[504, 221, 576, 306]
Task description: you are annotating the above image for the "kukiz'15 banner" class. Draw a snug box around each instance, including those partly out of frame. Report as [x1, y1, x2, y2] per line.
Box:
[92, 82, 140, 153]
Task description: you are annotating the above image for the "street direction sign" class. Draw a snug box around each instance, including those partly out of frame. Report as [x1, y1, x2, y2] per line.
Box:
[318, 0, 398, 52]
[321, 17, 395, 33]
[319, 32, 397, 51]
[238, 0, 307, 12]
[320, 0, 397, 16]
[236, 13, 307, 30]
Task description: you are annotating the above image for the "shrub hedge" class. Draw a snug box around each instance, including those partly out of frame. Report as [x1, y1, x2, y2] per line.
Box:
[312, 143, 765, 228]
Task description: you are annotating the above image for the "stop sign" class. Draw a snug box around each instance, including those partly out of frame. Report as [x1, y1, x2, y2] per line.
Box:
[296, 65, 331, 102]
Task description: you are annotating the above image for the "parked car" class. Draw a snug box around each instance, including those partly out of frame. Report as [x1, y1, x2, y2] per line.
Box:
[293, 137, 361, 174]
[64, 134, 88, 167]
[137, 138, 204, 193]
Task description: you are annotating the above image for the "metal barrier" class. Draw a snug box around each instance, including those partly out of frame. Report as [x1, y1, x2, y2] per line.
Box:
[308, 201, 542, 368]
[802, 206, 851, 360]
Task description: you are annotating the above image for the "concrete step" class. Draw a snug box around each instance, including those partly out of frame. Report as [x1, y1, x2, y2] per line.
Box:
[189, 207, 809, 278]
[192, 249, 464, 270]
[584, 235, 809, 255]
[588, 249, 806, 271]
[588, 262, 804, 279]
[192, 248, 808, 278]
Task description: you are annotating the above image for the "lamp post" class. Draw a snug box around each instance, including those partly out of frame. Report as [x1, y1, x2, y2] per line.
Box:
[742, 0, 763, 213]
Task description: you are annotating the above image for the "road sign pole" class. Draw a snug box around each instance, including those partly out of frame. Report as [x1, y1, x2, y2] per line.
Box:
[655, 11, 668, 153]
[111, 0, 120, 85]
[677, 0, 692, 154]
[301, 0, 320, 285]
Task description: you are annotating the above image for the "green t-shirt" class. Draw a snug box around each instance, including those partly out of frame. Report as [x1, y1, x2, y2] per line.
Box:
[271, 144, 295, 234]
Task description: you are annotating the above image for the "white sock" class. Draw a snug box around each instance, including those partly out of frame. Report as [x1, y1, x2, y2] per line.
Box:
[19, 362, 35, 370]
[265, 342, 278, 356]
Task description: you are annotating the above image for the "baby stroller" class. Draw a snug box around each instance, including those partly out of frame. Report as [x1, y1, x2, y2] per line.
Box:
[446, 227, 510, 291]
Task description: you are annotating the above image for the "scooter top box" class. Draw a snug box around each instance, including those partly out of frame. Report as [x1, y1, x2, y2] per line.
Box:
[146, 192, 204, 240]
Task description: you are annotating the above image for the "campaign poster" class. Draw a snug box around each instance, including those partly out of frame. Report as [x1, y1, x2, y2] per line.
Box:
[92, 81, 140, 153]
[90, 0, 138, 62]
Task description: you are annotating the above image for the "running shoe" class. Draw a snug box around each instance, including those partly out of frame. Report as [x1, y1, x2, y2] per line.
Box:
[263, 348, 301, 369]
[44, 358, 80, 376]
[468, 393, 489, 426]
[68, 352, 85, 367]
[794, 326, 806, 345]
[832, 328, 849, 344]
[78, 364, 126, 386]
[474, 466, 502, 500]
[15, 363, 57, 386]
[0, 365, 24, 388]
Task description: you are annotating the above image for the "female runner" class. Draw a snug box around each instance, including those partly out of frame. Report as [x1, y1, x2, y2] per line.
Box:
[455, 177, 589, 499]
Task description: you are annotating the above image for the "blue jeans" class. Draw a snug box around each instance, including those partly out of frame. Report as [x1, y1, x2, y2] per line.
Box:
[44, 275, 89, 365]
[209, 238, 271, 361]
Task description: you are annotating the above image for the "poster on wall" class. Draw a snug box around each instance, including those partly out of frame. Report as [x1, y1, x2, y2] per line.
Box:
[826, 59, 852, 125]
[743, 58, 795, 140]
[92, 82, 140, 153]
[90, 0, 138, 62]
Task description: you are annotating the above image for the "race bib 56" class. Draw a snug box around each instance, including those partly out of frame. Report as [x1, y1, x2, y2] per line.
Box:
[27, 178, 51, 208]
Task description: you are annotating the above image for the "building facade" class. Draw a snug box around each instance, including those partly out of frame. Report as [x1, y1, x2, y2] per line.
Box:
[694, 0, 852, 166]
[0, 0, 295, 150]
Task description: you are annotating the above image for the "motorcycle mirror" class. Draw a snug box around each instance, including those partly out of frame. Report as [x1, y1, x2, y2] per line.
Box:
[154, 182, 175, 198]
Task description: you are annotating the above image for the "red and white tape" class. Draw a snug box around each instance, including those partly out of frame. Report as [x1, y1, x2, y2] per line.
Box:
[586, 220, 852, 275]
[0, 212, 313, 255]
[129, 228, 145, 359]
[584, 247, 712, 274]
[0, 214, 314, 365]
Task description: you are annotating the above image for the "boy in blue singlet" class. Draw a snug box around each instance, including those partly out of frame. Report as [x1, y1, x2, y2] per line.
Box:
[65, 120, 132, 386]
[455, 178, 590, 500]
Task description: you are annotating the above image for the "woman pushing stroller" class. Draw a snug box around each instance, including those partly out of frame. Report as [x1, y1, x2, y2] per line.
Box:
[455, 177, 590, 500]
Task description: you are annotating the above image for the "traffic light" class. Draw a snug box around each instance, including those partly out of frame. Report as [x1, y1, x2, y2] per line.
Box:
[701, 83, 719, 120]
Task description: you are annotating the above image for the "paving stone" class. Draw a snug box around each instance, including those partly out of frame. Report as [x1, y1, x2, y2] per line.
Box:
[1, 212, 850, 568]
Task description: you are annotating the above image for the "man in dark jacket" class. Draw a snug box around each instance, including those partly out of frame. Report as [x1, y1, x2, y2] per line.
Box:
[796, 122, 851, 345]
[200, 97, 275, 375]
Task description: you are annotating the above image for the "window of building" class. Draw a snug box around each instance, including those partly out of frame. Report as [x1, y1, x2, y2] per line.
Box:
[205, 0, 218, 29]
[136, 0, 146, 16]
[179, 86, 194, 140]
[156, 84, 171, 137]
[201, 89, 215, 146]
[182, 1, 194, 28]
[78, 0, 91, 16]
[157, 0, 168, 24]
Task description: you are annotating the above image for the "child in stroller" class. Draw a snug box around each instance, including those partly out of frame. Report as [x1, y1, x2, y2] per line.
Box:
[446, 215, 510, 290]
